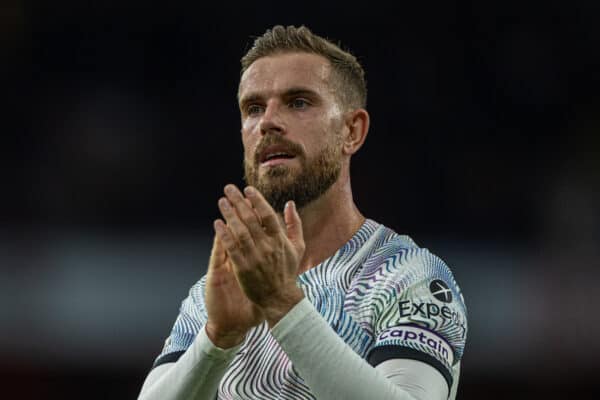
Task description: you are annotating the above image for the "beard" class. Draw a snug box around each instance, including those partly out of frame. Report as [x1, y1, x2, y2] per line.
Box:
[244, 135, 342, 213]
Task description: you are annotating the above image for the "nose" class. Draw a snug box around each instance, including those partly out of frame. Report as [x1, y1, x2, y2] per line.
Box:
[258, 100, 285, 136]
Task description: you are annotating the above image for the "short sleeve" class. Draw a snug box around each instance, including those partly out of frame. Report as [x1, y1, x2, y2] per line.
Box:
[366, 248, 467, 391]
[152, 277, 209, 369]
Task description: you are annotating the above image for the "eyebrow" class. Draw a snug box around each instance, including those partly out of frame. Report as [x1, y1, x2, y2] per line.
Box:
[239, 87, 320, 109]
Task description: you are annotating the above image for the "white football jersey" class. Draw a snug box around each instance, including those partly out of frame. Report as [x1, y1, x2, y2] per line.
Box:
[153, 219, 467, 399]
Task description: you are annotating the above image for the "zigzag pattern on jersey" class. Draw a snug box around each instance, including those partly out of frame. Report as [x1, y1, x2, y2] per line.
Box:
[371, 248, 468, 370]
[218, 220, 385, 400]
[345, 234, 420, 336]
[297, 219, 379, 288]
[217, 223, 433, 400]
[219, 323, 314, 400]
[217, 288, 374, 399]
[157, 277, 208, 356]
[154, 219, 468, 400]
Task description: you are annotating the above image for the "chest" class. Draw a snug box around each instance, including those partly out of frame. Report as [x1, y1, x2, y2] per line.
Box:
[216, 284, 374, 400]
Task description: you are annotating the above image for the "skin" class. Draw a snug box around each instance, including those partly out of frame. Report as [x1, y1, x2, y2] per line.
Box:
[205, 52, 370, 348]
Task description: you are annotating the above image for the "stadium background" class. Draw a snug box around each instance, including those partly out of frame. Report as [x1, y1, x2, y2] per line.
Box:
[1, 1, 599, 398]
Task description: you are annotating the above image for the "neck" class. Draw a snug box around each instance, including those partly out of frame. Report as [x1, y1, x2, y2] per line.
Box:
[294, 173, 365, 273]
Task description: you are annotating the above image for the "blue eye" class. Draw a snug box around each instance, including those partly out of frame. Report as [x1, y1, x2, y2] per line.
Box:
[290, 98, 309, 109]
[247, 104, 264, 115]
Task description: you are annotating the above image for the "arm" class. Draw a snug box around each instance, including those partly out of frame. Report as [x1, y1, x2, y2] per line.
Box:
[138, 327, 242, 400]
[138, 307, 448, 400]
[270, 298, 449, 400]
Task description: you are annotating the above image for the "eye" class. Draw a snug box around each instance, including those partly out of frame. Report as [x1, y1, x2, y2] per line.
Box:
[246, 104, 264, 116]
[289, 98, 310, 109]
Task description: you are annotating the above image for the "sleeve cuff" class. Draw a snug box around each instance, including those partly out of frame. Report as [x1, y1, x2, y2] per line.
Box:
[199, 325, 245, 360]
[152, 326, 242, 370]
[270, 297, 316, 341]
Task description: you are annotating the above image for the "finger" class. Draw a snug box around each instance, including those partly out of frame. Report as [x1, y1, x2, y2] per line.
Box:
[214, 219, 237, 253]
[245, 197, 264, 227]
[218, 197, 256, 251]
[284, 201, 305, 256]
[224, 184, 266, 241]
[214, 218, 257, 275]
[243, 186, 281, 235]
[209, 234, 227, 270]
[208, 225, 233, 275]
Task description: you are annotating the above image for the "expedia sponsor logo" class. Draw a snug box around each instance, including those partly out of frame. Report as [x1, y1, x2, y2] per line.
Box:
[399, 300, 467, 335]
[377, 325, 454, 365]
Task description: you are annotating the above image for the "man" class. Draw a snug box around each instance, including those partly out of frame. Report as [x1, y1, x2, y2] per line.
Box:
[138, 25, 467, 400]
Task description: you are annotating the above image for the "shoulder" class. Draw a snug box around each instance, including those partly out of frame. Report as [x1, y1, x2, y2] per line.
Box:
[166, 276, 209, 331]
[151, 276, 209, 368]
[359, 223, 468, 387]
[360, 222, 464, 305]
[356, 221, 467, 350]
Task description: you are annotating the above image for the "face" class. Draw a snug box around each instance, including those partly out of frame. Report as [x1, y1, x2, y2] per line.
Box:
[238, 52, 346, 212]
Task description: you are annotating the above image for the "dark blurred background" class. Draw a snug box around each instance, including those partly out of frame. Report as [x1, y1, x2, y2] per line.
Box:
[1, 1, 599, 398]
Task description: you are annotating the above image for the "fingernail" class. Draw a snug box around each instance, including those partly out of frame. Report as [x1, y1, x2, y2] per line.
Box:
[244, 186, 255, 196]
[219, 198, 230, 210]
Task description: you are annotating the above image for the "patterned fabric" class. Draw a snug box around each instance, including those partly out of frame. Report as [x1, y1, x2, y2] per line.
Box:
[154, 219, 468, 399]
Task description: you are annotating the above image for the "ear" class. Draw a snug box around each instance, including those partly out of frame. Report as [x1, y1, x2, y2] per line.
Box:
[342, 108, 370, 155]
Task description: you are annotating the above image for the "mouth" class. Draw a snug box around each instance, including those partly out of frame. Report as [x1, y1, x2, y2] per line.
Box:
[258, 145, 297, 167]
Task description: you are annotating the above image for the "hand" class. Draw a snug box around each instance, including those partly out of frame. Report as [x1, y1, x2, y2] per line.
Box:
[204, 235, 265, 348]
[214, 184, 306, 327]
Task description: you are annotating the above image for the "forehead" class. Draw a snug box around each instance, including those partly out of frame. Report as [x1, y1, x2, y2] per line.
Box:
[239, 52, 333, 100]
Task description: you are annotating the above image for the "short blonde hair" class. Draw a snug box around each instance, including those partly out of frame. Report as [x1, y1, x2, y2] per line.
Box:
[241, 25, 367, 110]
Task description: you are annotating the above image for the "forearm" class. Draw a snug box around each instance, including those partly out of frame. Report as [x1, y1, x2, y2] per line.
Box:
[271, 299, 440, 400]
[138, 327, 241, 400]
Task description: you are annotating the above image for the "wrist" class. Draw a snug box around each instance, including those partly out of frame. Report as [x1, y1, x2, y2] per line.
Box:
[204, 322, 246, 349]
[264, 287, 305, 328]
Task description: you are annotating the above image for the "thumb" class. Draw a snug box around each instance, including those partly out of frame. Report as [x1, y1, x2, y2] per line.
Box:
[208, 234, 227, 272]
[284, 201, 305, 256]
